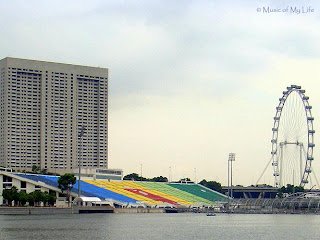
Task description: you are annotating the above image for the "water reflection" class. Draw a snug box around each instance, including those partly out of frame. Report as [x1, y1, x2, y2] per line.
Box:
[0, 213, 319, 240]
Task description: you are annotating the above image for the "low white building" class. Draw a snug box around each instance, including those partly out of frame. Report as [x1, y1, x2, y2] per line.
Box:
[0, 171, 77, 207]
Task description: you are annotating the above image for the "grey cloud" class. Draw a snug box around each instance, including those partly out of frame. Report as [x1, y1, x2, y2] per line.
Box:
[1, 0, 320, 100]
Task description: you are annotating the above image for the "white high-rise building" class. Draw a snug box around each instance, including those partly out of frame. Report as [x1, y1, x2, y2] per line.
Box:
[0, 57, 108, 174]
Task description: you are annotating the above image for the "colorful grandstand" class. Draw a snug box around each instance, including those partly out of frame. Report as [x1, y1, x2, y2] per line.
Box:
[14, 173, 228, 207]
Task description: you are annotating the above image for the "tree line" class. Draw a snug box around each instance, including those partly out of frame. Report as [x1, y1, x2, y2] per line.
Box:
[198, 179, 223, 193]
[2, 186, 56, 206]
[21, 165, 60, 176]
[123, 173, 168, 182]
[277, 184, 304, 198]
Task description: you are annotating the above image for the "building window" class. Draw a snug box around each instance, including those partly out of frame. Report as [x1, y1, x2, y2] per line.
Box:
[3, 175, 12, 182]
[21, 181, 27, 188]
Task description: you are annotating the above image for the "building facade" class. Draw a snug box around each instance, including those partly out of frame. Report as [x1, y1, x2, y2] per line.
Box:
[0, 57, 108, 174]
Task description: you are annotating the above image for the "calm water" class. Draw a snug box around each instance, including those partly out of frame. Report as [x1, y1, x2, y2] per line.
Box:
[0, 213, 320, 240]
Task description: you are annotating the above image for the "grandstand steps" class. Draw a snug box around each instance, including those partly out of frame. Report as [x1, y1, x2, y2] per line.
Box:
[14, 173, 228, 207]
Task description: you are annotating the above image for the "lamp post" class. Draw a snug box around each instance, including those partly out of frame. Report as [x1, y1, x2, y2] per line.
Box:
[228, 153, 235, 212]
[67, 182, 73, 207]
[78, 126, 86, 197]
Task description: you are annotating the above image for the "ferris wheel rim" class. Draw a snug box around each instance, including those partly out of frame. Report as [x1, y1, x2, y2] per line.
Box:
[271, 85, 314, 187]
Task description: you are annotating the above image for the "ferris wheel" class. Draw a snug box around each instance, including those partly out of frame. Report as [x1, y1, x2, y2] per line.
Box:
[271, 85, 314, 188]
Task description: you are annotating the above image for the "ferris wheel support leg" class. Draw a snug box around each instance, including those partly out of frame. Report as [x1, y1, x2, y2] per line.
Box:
[300, 145, 303, 183]
[256, 157, 273, 185]
[311, 166, 320, 189]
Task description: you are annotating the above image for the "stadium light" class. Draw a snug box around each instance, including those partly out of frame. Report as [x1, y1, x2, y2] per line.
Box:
[228, 153, 236, 212]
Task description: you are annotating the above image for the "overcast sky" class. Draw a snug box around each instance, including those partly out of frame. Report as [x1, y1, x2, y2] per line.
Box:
[1, 0, 320, 186]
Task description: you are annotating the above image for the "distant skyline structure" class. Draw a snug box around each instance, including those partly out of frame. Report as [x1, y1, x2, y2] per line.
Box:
[0, 57, 108, 174]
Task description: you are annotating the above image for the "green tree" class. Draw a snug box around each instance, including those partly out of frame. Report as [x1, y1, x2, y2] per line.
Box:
[33, 191, 44, 206]
[286, 184, 294, 193]
[277, 187, 285, 198]
[48, 192, 57, 206]
[27, 192, 35, 206]
[294, 186, 304, 193]
[277, 184, 304, 198]
[42, 191, 50, 206]
[58, 173, 76, 206]
[199, 179, 208, 185]
[18, 191, 28, 206]
[199, 179, 223, 193]
[42, 191, 56, 206]
[150, 176, 168, 182]
[2, 186, 19, 206]
[2, 188, 12, 205]
[58, 173, 76, 192]
[3, 187, 58, 207]
[123, 173, 146, 181]
[32, 165, 41, 173]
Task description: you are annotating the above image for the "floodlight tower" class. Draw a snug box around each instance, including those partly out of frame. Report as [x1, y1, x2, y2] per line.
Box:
[228, 153, 236, 210]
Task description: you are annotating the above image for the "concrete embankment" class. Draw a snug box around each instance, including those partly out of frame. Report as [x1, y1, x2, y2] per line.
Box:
[0, 206, 115, 215]
[0, 206, 164, 215]
[0, 207, 192, 215]
[0, 207, 72, 215]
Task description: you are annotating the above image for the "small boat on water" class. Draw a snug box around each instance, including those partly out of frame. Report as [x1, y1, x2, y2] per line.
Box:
[206, 211, 216, 216]
[206, 213, 216, 216]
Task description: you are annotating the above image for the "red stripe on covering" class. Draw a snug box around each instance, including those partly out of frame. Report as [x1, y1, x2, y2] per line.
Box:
[125, 188, 179, 205]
